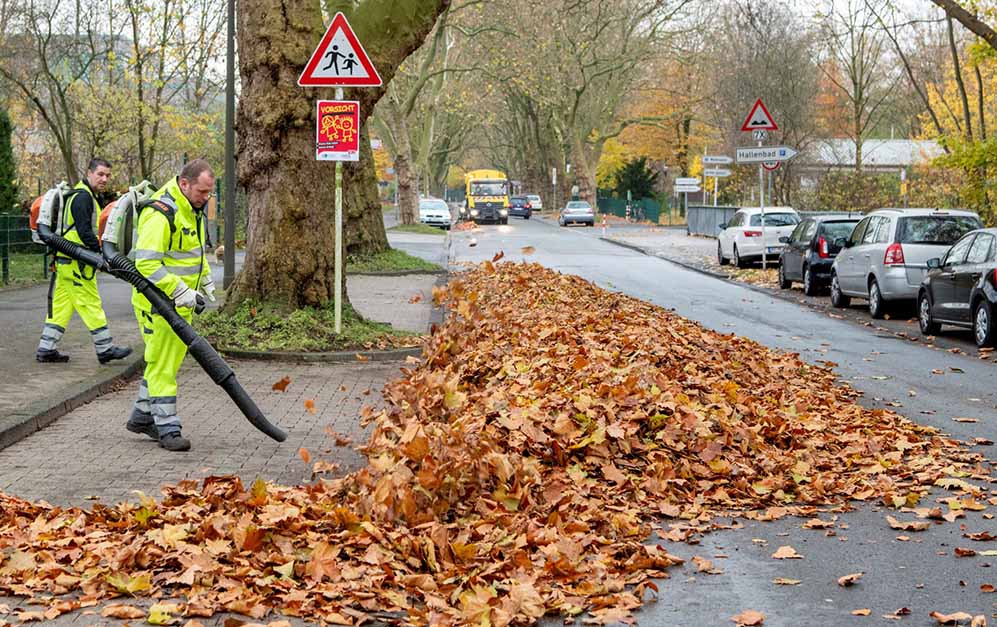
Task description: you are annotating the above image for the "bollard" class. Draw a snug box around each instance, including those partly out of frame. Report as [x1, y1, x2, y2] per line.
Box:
[601, 215, 607, 237]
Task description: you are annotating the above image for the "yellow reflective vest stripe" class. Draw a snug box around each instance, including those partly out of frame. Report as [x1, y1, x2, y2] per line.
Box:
[131, 177, 210, 311]
[60, 181, 98, 250]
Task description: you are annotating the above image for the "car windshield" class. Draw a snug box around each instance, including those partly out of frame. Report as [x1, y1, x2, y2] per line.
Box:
[567, 202, 591, 209]
[897, 215, 981, 245]
[420, 200, 448, 211]
[527, 195, 541, 201]
[821, 221, 858, 240]
[749, 213, 799, 227]
[470, 181, 506, 196]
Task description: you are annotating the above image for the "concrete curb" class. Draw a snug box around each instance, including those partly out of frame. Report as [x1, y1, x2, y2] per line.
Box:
[0, 355, 144, 451]
[347, 269, 446, 277]
[218, 346, 424, 363]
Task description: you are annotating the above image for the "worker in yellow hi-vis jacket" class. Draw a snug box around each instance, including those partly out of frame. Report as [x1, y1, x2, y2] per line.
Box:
[125, 159, 216, 452]
[36, 158, 132, 364]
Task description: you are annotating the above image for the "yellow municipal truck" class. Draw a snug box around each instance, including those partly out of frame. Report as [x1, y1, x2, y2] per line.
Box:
[463, 169, 510, 225]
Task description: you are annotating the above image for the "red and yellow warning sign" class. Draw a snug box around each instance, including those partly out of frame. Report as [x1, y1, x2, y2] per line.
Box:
[316, 100, 360, 161]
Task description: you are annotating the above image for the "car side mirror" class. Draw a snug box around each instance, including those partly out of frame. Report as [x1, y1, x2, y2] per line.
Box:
[719, 223, 727, 230]
[927, 257, 942, 269]
[778, 236, 790, 244]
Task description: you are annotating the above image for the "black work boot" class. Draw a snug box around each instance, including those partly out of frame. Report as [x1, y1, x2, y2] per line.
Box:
[36, 350, 70, 363]
[158, 431, 191, 452]
[126, 409, 158, 440]
[98, 346, 133, 365]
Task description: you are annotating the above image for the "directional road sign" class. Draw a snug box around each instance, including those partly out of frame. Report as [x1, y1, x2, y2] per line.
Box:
[741, 98, 778, 131]
[703, 155, 732, 165]
[299, 13, 382, 87]
[674, 185, 702, 193]
[675, 177, 700, 185]
[703, 168, 731, 178]
[735, 146, 798, 163]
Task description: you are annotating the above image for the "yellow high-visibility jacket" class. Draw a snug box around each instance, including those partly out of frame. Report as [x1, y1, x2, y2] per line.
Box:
[131, 177, 210, 311]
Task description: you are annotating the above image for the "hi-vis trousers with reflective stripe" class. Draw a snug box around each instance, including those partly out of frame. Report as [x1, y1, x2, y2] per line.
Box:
[132, 305, 191, 435]
[38, 258, 113, 356]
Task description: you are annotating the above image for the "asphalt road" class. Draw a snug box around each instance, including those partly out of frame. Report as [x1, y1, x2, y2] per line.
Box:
[450, 216, 997, 627]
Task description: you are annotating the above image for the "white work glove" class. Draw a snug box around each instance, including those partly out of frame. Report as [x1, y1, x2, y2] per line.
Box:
[171, 283, 198, 310]
[201, 276, 216, 302]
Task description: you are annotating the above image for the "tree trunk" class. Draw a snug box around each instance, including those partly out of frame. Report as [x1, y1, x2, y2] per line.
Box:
[344, 123, 389, 257]
[228, 0, 449, 311]
[394, 116, 419, 225]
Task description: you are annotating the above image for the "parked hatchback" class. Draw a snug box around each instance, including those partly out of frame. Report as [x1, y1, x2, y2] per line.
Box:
[717, 207, 801, 268]
[778, 216, 860, 295]
[418, 197, 452, 229]
[918, 228, 997, 347]
[831, 208, 982, 318]
[526, 194, 543, 212]
[508, 195, 532, 219]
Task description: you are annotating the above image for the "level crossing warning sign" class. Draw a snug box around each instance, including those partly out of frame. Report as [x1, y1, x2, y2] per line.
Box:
[298, 12, 382, 87]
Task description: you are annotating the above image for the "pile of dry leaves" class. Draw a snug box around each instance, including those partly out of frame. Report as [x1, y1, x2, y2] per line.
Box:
[0, 262, 992, 626]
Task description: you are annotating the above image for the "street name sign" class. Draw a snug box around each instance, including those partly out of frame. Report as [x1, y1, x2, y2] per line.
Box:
[736, 146, 798, 163]
[741, 99, 778, 131]
[299, 13, 382, 87]
[704, 168, 731, 178]
[675, 177, 700, 185]
[674, 185, 701, 193]
[703, 155, 732, 165]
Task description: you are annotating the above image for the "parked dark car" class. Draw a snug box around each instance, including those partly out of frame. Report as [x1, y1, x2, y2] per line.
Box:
[508, 195, 532, 219]
[917, 228, 997, 347]
[778, 217, 860, 295]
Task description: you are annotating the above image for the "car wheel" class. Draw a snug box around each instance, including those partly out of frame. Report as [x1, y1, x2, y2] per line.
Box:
[525, 213, 531, 220]
[830, 273, 850, 308]
[558, 218, 564, 226]
[733, 245, 748, 269]
[802, 264, 819, 296]
[974, 300, 996, 347]
[868, 278, 887, 319]
[918, 291, 940, 336]
[778, 263, 791, 289]
[717, 243, 728, 266]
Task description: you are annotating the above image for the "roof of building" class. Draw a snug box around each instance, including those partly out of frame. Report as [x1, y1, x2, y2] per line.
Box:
[806, 139, 943, 168]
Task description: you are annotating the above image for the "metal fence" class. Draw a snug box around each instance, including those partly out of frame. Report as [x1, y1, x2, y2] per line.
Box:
[687, 205, 739, 237]
[597, 197, 662, 223]
[0, 214, 48, 286]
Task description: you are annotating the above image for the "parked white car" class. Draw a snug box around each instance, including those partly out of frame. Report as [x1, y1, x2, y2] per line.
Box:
[717, 207, 801, 268]
[830, 208, 982, 318]
[418, 197, 452, 229]
[526, 194, 543, 212]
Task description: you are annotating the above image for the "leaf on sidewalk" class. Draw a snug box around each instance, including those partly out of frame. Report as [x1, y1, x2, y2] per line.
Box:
[771, 545, 802, 559]
[838, 572, 863, 586]
[304, 399, 316, 414]
[271, 376, 291, 392]
[731, 610, 765, 625]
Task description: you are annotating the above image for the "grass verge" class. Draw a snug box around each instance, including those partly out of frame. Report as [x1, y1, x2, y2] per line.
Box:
[195, 299, 422, 352]
[388, 223, 448, 236]
[0, 252, 49, 290]
[346, 248, 441, 274]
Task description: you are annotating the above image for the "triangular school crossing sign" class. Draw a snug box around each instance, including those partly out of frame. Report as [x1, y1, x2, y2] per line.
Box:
[298, 12, 382, 87]
[740, 98, 778, 132]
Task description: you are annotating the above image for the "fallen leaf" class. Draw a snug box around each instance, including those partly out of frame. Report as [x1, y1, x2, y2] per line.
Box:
[886, 516, 930, 532]
[851, 609, 870, 616]
[492, 251, 504, 262]
[952, 417, 979, 423]
[772, 578, 801, 585]
[409, 294, 423, 304]
[304, 399, 316, 414]
[838, 572, 863, 586]
[981, 584, 995, 593]
[521, 246, 535, 255]
[100, 605, 146, 619]
[355, 353, 370, 362]
[954, 547, 976, 557]
[771, 545, 802, 560]
[731, 610, 765, 625]
[298, 448, 311, 464]
[930, 611, 974, 624]
[271, 376, 291, 392]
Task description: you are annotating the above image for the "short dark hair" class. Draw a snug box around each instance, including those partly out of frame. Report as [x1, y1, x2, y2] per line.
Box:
[179, 158, 215, 182]
[88, 158, 111, 171]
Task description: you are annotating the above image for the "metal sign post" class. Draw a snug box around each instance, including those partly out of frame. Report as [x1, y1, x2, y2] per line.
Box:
[334, 88, 344, 333]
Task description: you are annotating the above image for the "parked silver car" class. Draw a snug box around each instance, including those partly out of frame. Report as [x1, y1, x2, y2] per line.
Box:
[830, 208, 982, 318]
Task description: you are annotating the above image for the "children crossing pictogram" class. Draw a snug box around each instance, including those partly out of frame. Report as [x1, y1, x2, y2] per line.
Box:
[298, 12, 382, 87]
